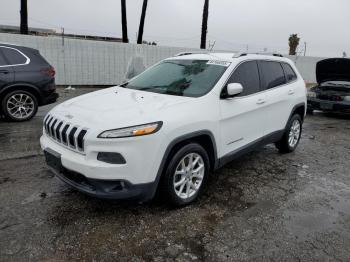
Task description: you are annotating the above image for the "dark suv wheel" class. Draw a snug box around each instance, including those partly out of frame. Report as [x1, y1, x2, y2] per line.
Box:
[161, 143, 210, 206]
[1, 90, 38, 122]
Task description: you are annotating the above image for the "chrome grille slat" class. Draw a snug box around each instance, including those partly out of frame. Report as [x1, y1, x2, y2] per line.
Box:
[43, 114, 88, 154]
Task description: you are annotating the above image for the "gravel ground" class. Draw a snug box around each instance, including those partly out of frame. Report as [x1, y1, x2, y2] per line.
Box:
[0, 88, 350, 261]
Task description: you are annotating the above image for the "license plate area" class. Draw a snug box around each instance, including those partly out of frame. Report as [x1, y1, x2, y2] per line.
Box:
[44, 149, 62, 173]
[320, 103, 333, 110]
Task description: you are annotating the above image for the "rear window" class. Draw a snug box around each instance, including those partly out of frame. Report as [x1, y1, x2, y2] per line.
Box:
[259, 61, 286, 89]
[282, 63, 297, 82]
[1, 47, 27, 65]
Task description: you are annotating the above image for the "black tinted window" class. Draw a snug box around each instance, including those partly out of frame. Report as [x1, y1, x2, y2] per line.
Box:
[282, 63, 297, 82]
[228, 61, 260, 96]
[259, 61, 286, 89]
[1, 47, 27, 65]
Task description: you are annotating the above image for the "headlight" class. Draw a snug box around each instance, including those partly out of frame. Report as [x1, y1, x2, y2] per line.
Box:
[98, 122, 163, 138]
[307, 91, 316, 98]
[344, 96, 350, 102]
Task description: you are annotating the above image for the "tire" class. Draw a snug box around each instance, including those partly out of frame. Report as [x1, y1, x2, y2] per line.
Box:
[1, 90, 38, 122]
[275, 114, 302, 153]
[161, 143, 210, 206]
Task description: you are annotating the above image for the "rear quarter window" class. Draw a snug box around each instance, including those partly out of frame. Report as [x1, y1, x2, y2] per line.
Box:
[282, 63, 297, 82]
[259, 61, 286, 89]
[1, 47, 28, 65]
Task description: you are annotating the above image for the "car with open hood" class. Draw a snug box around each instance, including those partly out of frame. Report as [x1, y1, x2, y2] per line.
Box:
[307, 58, 350, 113]
[40, 52, 306, 206]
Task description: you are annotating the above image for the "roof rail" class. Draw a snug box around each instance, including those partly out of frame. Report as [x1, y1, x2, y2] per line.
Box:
[232, 52, 247, 58]
[257, 52, 284, 57]
[175, 51, 210, 57]
[232, 52, 284, 58]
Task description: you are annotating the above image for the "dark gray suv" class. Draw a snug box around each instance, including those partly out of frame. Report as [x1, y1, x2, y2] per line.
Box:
[0, 43, 58, 121]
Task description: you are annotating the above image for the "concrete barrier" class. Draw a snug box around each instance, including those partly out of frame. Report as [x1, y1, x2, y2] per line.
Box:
[0, 33, 326, 85]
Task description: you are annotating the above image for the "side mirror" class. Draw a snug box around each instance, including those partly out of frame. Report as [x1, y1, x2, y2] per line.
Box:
[223, 83, 243, 98]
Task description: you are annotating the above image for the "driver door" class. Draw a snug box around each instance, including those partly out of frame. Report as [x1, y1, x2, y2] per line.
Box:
[219, 60, 267, 157]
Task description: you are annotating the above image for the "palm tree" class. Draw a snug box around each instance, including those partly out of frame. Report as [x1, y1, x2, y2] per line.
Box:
[200, 0, 209, 49]
[20, 0, 28, 34]
[121, 0, 128, 43]
[137, 0, 148, 44]
[289, 34, 300, 55]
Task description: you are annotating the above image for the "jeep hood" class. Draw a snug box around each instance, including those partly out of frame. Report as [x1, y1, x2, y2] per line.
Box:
[316, 58, 350, 84]
[52, 86, 191, 128]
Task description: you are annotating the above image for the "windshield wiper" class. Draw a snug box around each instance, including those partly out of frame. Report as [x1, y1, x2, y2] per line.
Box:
[119, 81, 129, 87]
[138, 86, 168, 91]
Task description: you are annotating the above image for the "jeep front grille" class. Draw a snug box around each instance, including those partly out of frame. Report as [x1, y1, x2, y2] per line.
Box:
[44, 114, 88, 153]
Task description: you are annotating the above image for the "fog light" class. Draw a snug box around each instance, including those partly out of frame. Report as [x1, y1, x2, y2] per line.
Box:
[97, 152, 126, 164]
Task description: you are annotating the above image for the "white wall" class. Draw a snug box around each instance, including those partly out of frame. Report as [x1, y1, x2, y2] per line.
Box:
[0, 33, 325, 85]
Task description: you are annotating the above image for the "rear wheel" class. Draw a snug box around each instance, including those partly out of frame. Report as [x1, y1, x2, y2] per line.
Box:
[1, 90, 38, 122]
[161, 143, 210, 206]
[275, 114, 302, 153]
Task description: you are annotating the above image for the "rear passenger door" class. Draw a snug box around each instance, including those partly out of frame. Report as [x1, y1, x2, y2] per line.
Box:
[0, 47, 14, 88]
[219, 61, 267, 156]
[258, 60, 293, 136]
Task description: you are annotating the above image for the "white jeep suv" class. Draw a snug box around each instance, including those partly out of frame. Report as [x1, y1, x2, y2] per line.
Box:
[40, 52, 306, 205]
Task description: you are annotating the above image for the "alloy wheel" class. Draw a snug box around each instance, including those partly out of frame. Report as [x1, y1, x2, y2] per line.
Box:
[6, 93, 35, 120]
[288, 119, 301, 147]
[173, 153, 205, 199]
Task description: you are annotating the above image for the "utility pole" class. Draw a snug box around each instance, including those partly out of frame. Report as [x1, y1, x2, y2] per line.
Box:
[61, 27, 65, 46]
[208, 40, 216, 51]
[303, 42, 307, 56]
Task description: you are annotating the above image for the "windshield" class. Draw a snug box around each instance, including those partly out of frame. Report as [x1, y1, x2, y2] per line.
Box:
[122, 59, 229, 97]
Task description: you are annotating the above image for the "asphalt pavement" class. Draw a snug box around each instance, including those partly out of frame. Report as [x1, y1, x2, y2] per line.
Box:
[1, 88, 350, 261]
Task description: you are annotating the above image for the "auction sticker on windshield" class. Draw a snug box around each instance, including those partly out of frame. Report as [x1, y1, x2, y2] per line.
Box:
[207, 60, 231, 67]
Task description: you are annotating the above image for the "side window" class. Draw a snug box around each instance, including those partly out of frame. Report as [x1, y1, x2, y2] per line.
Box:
[0, 52, 7, 66]
[1, 47, 27, 65]
[259, 61, 286, 90]
[227, 61, 260, 96]
[282, 63, 297, 82]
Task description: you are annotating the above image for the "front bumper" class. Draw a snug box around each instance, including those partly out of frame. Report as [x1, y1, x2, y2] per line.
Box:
[40, 129, 165, 201]
[48, 163, 156, 201]
[307, 97, 350, 112]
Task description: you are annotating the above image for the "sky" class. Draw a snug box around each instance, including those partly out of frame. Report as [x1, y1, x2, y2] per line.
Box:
[0, 0, 349, 57]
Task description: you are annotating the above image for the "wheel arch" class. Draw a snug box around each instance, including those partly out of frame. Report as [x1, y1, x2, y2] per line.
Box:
[148, 130, 218, 200]
[0, 83, 42, 106]
[288, 102, 306, 123]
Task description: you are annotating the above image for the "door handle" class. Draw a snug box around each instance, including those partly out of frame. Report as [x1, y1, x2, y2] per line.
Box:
[256, 99, 265, 105]
[0, 70, 9, 74]
[288, 89, 295, 95]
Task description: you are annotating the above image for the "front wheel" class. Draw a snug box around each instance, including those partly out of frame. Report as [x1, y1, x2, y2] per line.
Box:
[161, 143, 210, 206]
[275, 114, 302, 153]
[1, 90, 38, 122]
